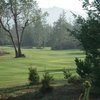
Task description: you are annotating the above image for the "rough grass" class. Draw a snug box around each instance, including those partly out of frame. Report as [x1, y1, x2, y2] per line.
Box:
[0, 46, 85, 88]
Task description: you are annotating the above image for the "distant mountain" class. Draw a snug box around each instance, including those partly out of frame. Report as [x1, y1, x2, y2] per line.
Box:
[42, 7, 86, 25]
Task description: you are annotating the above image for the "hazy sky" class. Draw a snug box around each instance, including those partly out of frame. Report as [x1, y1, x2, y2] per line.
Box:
[36, 0, 84, 12]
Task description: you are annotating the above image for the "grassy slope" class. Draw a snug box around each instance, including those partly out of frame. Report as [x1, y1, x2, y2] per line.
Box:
[0, 47, 84, 88]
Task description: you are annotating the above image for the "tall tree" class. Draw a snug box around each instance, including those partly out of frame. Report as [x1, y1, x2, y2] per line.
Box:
[22, 25, 34, 48]
[33, 11, 48, 48]
[0, 0, 39, 57]
[51, 11, 78, 50]
[72, 0, 100, 88]
[42, 24, 53, 47]
[21, 11, 51, 48]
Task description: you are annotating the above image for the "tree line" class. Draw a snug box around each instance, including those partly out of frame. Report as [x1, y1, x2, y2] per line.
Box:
[0, 0, 80, 58]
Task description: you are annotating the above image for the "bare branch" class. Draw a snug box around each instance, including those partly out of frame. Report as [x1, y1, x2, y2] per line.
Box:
[0, 18, 10, 33]
[0, 18, 17, 51]
[20, 19, 29, 44]
[20, 15, 41, 44]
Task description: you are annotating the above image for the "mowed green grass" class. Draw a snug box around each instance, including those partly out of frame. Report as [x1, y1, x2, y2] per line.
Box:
[0, 46, 85, 88]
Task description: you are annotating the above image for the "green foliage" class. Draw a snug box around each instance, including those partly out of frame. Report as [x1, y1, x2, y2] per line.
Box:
[75, 52, 100, 87]
[51, 11, 79, 50]
[63, 69, 82, 84]
[68, 75, 81, 84]
[22, 25, 34, 48]
[63, 68, 72, 79]
[28, 67, 39, 85]
[40, 71, 54, 93]
[71, 0, 100, 88]
[75, 56, 92, 79]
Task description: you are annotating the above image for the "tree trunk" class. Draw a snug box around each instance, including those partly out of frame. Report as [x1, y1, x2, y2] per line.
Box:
[15, 49, 18, 58]
[14, 13, 25, 58]
[17, 43, 25, 57]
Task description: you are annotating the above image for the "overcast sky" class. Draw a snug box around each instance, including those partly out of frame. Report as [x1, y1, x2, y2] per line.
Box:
[36, 0, 84, 12]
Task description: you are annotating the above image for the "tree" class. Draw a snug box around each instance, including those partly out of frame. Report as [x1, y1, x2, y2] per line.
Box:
[51, 11, 78, 50]
[42, 24, 53, 47]
[22, 25, 34, 48]
[33, 11, 49, 48]
[21, 11, 51, 49]
[72, 0, 100, 88]
[33, 16, 44, 48]
[0, 0, 39, 57]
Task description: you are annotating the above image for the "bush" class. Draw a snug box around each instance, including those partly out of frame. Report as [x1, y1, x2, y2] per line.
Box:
[40, 71, 54, 93]
[75, 57, 92, 79]
[75, 54, 100, 88]
[68, 75, 82, 84]
[63, 68, 72, 79]
[28, 67, 39, 85]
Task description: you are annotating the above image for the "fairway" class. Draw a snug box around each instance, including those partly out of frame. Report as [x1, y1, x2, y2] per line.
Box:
[0, 47, 84, 88]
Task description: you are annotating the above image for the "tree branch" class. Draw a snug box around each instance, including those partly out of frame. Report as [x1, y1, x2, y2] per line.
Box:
[0, 18, 17, 52]
[0, 18, 10, 33]
[20, 19, 29, 44]
[20, 16, 40, 44]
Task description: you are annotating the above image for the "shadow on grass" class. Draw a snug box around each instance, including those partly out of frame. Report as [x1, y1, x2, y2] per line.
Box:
[0, 83, 100, 100]
[6, 84, 82, 100]
[0, 84, 35, 94]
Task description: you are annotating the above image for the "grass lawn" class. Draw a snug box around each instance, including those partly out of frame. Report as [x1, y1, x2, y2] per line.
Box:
[0, 46, 85, 88]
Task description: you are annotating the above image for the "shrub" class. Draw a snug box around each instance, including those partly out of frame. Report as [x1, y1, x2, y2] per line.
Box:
[75, 53, 100, 88]
[28, 67, 39, 85]
[40, 71, 54, 93]
[68, 74, 81, 84]
[75, 57, 92, 79]
[63, 68, 72, 79]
